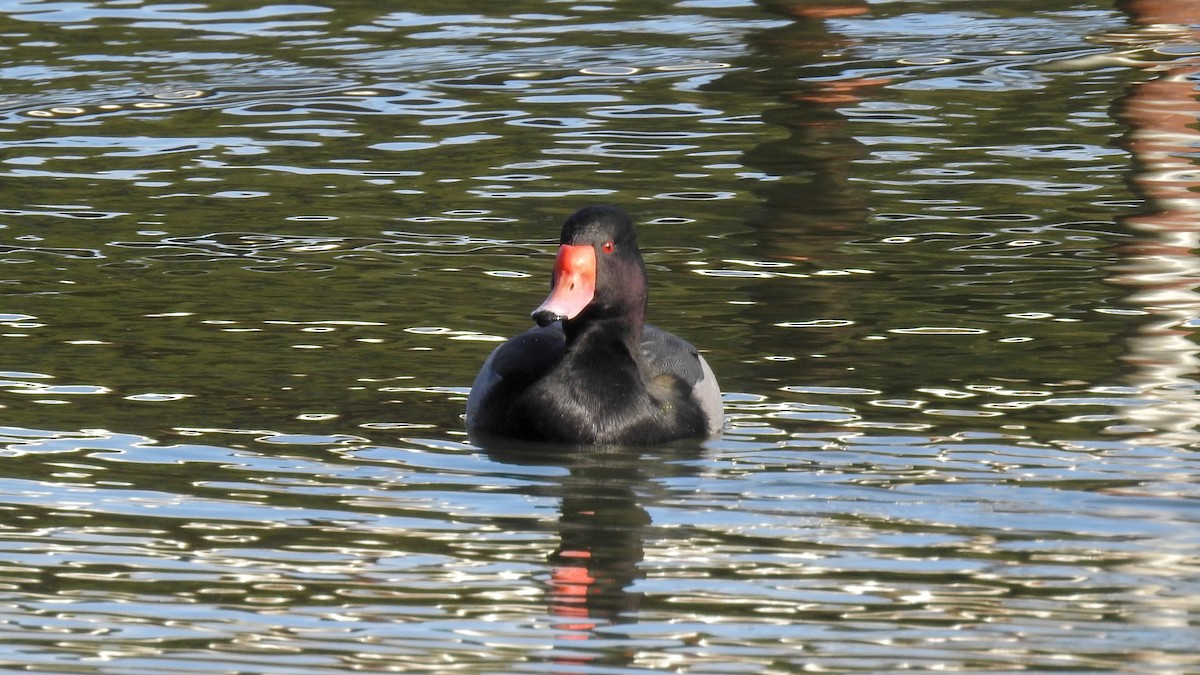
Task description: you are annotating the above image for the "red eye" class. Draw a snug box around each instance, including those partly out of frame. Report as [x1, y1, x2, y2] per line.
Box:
[601, 241, 615, 254]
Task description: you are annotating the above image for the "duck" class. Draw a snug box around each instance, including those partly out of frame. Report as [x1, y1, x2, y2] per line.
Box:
[466, 205, 723, 445]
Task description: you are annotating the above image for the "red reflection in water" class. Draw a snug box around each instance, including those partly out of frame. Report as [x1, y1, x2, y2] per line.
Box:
[1108, 0, 1200, 444]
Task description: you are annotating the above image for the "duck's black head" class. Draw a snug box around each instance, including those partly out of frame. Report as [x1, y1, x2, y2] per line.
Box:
[531, 205, 649, 331]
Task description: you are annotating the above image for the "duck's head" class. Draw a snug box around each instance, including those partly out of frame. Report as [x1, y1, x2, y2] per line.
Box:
[531, 205, 648, 329]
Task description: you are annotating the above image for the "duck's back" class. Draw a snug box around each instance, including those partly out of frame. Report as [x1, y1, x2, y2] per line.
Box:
[467, 323, 722, 444]
[642, 325, 723, 437]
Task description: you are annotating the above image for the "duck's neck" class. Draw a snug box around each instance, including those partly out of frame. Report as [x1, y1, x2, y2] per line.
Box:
[563, 307, 645, 356]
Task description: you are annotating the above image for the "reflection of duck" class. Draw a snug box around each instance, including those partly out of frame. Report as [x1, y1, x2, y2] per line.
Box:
[467, 206, 723, 445]
[480, 440, 702, 660]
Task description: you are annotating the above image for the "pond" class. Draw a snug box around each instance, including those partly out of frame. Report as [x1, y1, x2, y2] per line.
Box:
[0, 0, 1197, 672]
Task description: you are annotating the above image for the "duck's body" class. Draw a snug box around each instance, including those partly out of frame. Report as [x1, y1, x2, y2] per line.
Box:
[466, 206, 722, 446]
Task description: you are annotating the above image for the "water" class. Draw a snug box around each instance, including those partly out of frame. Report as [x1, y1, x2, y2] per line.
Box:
[0, 0, 1197, 672]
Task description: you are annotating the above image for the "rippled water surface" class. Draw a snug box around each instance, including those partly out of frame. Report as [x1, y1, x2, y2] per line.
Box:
[0, 0, 1198, 672]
